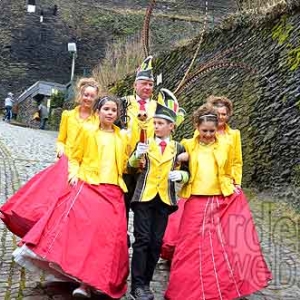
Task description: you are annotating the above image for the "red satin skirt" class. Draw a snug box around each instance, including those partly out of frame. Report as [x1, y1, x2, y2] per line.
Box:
[13, 182, 129, 299]
[0, 155, 69, 237]
[161, 199, 185, 261]
[165, 191, 272, 300]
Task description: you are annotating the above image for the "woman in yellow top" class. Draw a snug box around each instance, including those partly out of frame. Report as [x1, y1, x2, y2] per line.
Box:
[207, 95, 242, 186]
[165, 104, 272, 300]
[12, 96, 129, 299]
[0, 78, 100, 238]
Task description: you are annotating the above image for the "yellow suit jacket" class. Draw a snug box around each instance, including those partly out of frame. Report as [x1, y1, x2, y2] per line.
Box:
[56, 106, 99, 157]
[128, 138, 189, 206]
[180, 134, 234, 198]
[68, 125, 128, 192]
[125, 95, 157, 155]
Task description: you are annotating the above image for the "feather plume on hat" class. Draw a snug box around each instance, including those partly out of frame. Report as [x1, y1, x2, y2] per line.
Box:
[154, 88, 185, 125]
[136, 56, 154, 82]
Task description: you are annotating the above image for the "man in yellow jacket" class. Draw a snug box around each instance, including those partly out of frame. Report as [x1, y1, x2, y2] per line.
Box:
[121, 56, 157, 242]
[128, 88, 189, 300]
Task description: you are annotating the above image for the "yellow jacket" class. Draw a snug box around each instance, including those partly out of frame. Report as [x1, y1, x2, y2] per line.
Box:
[68, 125, 128, 192]
[128, 138, 189, 206]
[180, 134, 234, 198]
[193, 124, 243, 185]
[125, 95, 157, 155]
[221, 124, 243, 185]
[56, 106, 99, 157]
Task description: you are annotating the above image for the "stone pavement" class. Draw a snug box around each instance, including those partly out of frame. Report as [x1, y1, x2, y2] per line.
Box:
[0, 119, 300, 299]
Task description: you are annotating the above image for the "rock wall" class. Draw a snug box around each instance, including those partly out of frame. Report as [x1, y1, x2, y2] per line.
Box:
[113, 3, 300, 204]
[0, 0, 236, 102]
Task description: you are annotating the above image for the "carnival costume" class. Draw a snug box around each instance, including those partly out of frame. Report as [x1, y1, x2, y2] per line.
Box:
[165, 132, 272, 300]
[122, 56, 157, 235]
[161, 122, 242, 261]
[129, 88, 189, 300]
[12, 124, 129, 298]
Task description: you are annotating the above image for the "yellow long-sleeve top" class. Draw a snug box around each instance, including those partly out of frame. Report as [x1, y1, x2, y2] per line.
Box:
[68, 125, 128, 192]
[124, 95, 157, 155]
[191, 143, 222, 195]
[97, 131, 118, 185]
[56, 106, 99, 158]
[180, 134, 235, 199]
[193, 124, 243, 185]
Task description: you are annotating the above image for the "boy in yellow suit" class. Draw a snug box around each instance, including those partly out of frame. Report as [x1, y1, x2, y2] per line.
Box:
[128, 88, 189, 300]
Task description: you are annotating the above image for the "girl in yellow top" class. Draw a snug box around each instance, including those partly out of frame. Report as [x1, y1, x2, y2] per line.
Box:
[12, 96, 129, 299]
[165, 104, 272, 300]
[0, 78, 101, 238]
[161, 95, 244, 261]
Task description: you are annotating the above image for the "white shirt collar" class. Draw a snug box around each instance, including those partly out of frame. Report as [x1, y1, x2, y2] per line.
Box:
[136, 95, 150, 103]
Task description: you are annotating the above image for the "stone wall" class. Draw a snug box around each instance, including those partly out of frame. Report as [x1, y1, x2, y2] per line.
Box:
[17, 97, 41, 129]
[113, 2, 300, 204]
[0, 0, 237, 103]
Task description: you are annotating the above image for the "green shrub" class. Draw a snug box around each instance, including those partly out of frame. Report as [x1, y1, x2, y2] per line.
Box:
[50, 91, 65, 108]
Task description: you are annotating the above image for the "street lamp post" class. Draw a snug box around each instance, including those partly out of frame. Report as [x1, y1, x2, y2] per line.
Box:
[68, 43, 77, 82]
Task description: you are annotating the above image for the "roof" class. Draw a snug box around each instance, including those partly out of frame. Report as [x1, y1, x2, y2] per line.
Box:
[16, 81, 66, 104]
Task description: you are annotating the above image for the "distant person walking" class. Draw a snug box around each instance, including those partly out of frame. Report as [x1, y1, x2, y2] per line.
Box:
[3, 92, 14, 122]
[38, 103, 49, 130]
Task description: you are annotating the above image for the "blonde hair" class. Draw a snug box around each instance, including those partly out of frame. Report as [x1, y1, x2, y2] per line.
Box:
[74, 77, 101, 104]
[206, 95, 233, 116]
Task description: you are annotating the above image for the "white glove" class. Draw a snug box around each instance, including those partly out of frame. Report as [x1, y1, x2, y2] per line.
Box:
[168, 170, 182, 182]
[136, 142, 149, 158]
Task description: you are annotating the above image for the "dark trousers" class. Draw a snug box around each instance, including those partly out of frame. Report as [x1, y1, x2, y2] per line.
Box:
[39, 118, 47, 130]
[131, 195, 171, 289]
[4, 106, 12, 121]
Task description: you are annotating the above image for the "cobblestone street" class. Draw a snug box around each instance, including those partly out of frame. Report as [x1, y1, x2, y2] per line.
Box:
[1, 120, 300, 299]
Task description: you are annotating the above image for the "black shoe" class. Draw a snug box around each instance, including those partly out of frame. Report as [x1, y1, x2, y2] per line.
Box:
[130, 287, 149, 300]
[144, 285, 154, 300]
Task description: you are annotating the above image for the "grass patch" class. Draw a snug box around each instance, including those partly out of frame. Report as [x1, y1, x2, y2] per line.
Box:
[92, 35, 144, 89]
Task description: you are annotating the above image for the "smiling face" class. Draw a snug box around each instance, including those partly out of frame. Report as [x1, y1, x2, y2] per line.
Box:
[216, 106, 229, 128]
[154, 117, 174, 139]
[197, 121, 217, 144]
[98, 100, 118, 127]
[134, 79, 154, 99]
[80, 86, 98, 109]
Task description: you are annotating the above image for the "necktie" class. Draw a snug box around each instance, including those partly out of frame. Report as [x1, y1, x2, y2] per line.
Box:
[138, 99, 146, 111]
[159, 140, 167, 154]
